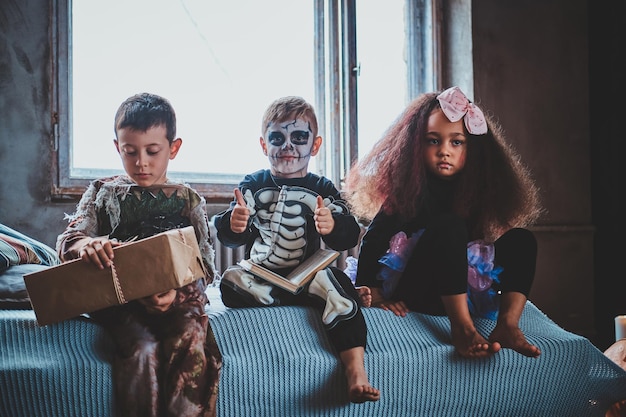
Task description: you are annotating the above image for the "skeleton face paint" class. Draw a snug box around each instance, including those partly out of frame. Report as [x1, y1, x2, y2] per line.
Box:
[264, 118, 314, 178]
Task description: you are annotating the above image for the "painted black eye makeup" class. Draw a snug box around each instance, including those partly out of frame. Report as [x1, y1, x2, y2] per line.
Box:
[290, 130, 309, 145]
[268, 130, 310, 147]
[268, 132, 286, 146]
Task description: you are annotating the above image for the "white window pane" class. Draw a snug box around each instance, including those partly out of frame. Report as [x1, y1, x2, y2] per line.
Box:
[72, 0, 314, 178]
[356, 1, 407, 158]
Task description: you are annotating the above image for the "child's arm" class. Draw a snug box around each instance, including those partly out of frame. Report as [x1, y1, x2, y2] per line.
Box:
[354, 211, 398, 289]
[314, 195, 335, 235]
[318, 198, 361, 252]
[304, 179, 359, 251]
[60, 232, 122, 269]
[57, 180, 114, 266]
[214, 187, 254, 248]
[230, 188, 250, 233]
[77, 236, 120, 269]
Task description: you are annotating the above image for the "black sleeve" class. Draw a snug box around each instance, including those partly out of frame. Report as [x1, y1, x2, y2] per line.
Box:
[321, 212, 361, 251]
[355, 210, 400, 288]
[314, 176, 362, 251]
[212, 205, 250, 249]
[212, 172, 262, 249]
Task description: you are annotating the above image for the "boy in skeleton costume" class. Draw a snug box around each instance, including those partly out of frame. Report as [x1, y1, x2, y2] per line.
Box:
[214, 96, 380, 404]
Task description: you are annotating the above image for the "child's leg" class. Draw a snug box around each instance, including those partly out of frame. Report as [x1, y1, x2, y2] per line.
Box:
[493, 228, 537, 295]
[307, 268, 357, 328]
[220, 266, 275, 307]
[339, 346, 380, 403]
[159, 307, 221, 416]
[489, 228, 541, 357]
[442, 293, 501, 358]
[393, 213, 468, 315]
[317, 269, 379, 403]
[396, 214, 499, 357]
[101, 307, 160, 416]
[489, 292, 541, 357]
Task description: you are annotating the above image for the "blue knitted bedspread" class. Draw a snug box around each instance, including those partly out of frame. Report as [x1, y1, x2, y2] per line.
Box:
[1, 300, 625, 417]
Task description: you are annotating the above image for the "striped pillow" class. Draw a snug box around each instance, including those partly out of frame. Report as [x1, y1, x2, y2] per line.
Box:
[0, 224, 60, 273]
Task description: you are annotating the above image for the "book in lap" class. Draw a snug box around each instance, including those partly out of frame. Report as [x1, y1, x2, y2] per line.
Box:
[238, 248, 340, 294]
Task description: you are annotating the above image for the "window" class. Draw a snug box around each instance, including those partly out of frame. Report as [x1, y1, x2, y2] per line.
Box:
[52, 0, 440, 201]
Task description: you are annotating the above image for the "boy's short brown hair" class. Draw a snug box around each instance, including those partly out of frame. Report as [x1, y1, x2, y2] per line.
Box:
[114, 92, 177, 143]
[261, 96, 318, 137]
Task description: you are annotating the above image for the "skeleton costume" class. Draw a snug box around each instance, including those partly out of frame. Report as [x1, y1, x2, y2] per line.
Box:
[57, 175, 222, 417]
[215, 169, 367, 352]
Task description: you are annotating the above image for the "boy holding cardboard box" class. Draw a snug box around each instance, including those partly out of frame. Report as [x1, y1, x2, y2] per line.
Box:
[56, 93, 221, 417]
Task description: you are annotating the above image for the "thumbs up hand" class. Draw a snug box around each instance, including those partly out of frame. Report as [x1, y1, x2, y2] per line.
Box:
[314, 195, 335, 235]
[230, 188, 251, 233]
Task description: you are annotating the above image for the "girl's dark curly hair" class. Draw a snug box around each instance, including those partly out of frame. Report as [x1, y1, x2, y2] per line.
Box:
[344, 90, 543, 241]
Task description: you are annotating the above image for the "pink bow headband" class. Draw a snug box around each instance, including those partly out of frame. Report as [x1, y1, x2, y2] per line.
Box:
[436, 86, 488, 135]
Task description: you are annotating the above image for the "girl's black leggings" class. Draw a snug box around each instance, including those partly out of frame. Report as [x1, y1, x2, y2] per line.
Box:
[391, 213, 537, 316]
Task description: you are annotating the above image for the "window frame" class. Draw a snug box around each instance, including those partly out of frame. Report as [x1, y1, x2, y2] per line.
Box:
[51, 0, 441, 202]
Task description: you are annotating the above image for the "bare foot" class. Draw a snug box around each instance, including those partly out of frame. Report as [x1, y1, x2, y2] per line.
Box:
[355, 286, 372, 308]
[489, 324, 541, 358]
[339, 347, 380, 404]
[349, 384, 381, 403]
[451, 324, 501, 358]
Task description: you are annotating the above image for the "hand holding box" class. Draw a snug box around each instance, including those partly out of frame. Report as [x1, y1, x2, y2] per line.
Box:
[24, 226, 205, 326]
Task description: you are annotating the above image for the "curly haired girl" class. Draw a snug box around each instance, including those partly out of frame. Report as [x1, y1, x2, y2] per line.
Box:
[345, 86, 544, 358]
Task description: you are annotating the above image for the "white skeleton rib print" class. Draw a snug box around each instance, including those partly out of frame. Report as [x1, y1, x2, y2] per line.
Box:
[244, 185, 347, 269]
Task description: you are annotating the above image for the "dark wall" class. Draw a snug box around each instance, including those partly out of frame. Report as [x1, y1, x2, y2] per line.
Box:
[0, 0, 621, 349]
[471, 0, 595, 340]
[471, 0, 625, 350]
[588, 0, 625, 350]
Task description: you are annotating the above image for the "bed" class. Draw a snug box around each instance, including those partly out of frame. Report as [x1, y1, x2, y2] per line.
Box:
[1, 223, 625, 416]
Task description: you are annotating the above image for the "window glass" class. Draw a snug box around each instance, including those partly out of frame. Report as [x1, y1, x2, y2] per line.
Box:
[59, 0, 436, 199]
[356, 2, 407, 158]
[71, 0, 314, 180]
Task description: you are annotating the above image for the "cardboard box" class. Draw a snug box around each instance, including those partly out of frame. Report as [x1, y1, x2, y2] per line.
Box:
[24, 226, 206, 326]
